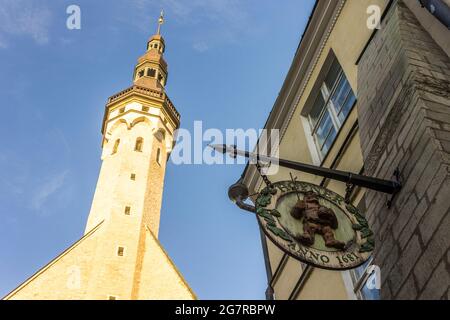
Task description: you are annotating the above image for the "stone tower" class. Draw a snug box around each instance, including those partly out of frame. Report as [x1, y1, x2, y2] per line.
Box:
[4, 12, 195, 300]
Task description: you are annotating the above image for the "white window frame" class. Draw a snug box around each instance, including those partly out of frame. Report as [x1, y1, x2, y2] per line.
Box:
[306, 66, 355, 161]
[350, 258, 380, 300]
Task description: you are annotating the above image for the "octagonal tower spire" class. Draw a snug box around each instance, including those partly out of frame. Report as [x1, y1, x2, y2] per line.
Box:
[133, 10, 168, 90]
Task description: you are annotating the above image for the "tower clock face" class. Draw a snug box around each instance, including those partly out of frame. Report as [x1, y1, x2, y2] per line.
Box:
[255, 180, 374, 270]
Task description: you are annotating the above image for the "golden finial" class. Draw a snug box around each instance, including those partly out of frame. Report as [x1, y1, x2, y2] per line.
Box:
[156, 9, 164, 35]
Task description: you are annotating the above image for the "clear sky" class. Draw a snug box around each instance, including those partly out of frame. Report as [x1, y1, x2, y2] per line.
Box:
[0, 0, 315, 299]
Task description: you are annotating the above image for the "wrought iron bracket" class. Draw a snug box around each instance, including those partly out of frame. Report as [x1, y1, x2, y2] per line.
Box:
[212, 144, 402, 202]
[344, 182, 355, 204]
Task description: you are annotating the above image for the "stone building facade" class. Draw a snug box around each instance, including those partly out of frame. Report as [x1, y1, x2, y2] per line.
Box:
[242, 0, 449, 300]
[357, 0, 450, 299]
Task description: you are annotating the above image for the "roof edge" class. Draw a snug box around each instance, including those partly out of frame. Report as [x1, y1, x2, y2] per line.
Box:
[3, 220, 105, 300]
[242, 0, 345, 192]
[145, 226, 197, 300]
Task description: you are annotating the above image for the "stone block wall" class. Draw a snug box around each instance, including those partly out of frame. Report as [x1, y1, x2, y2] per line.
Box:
[357, 0, 450, 299]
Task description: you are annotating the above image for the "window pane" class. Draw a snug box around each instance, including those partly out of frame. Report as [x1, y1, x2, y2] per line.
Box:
[331, 77, 351, 114]
[324, 61, 342, 91]
[307, 58, 356, 159]
[321, 125, 337, 156]
[315, 111, 333, 147]
[309, 93, 326, 128]
[360, 281, 380, 300]
[354, 260, 370, 279]
[338, 92, 356, 122]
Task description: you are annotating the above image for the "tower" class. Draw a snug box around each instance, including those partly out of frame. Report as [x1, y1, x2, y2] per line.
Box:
[4, 12, 195, 300]
[85, 9, 177, 238]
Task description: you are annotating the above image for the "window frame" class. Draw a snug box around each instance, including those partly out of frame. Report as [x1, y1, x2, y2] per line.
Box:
[146, 69, 156, 78]
[156, 147, 161, 165]
[350, 257, 380, 300]
[307, 65, 356, 161]
[346, 196, 380, 300]
[117, 246, 125, 257]
[112, 139, 120, 155]
[134, 137, 144, 152]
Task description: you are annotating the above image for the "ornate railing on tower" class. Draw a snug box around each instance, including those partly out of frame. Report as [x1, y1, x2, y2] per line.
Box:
[107, 85, 180, 121]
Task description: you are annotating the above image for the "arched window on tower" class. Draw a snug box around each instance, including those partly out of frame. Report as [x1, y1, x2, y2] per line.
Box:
[147, 69, 156, 77]
[112, 139, 120, 155]
[135, 137, 144, 152]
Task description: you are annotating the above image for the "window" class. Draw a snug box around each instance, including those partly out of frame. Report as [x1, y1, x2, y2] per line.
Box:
[156, 148, 161, 165]
[130, 173, 136, 180]
[351, 259, 380, 300]
[112, 139, 120, 155]
[124, 206, 131, 215]
[117, 247, 125, 256]
[349, 197, 380, 300]
[138, 70, 144, 77]
[142, 106, 149, 112]
[147, 69, 156, 77]
[158, 73, 163, 83]
[134, 137, 143, 152]
[307, 59, 356, 159]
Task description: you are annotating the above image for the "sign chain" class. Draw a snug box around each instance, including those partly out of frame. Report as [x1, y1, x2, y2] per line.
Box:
[255, 161, 273, 189]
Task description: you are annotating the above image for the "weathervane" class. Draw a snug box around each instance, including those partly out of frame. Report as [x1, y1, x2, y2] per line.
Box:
[156, 9, 164, 35]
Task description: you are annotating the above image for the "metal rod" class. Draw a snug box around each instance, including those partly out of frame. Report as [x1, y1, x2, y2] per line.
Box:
[419, 0, 450, 28]
[235, 197, 256, 213]
[211, 145, 401, 195]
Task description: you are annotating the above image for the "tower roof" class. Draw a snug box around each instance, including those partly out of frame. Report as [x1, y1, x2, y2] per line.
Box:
[133, 10, 170, 91]
[149, 34, 165, 44]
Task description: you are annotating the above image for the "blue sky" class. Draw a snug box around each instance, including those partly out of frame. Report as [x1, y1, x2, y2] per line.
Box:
[0, 0, 315, 299]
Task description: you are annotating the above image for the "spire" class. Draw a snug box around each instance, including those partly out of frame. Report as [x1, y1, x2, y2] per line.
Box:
[156, 9, 164, 35]
[133, 10, 168, 90]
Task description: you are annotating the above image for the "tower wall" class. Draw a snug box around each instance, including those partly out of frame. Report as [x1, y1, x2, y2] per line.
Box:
[4, 17, 192, 300]
[83, 100, 173, 299]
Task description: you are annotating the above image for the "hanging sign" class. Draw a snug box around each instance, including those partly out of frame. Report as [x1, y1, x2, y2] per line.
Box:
[255, 180, 374, 270]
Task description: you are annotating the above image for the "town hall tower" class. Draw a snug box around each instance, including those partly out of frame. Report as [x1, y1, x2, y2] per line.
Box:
[4, 12, 194, 300]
